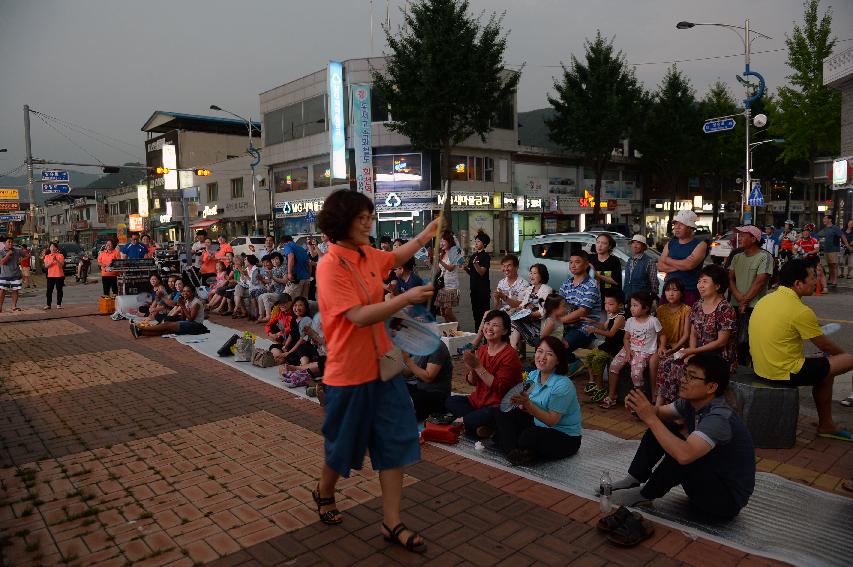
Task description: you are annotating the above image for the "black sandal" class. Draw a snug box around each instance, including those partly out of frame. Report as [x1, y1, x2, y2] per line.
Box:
[605, 512, 655, 547]
[312, 487, 342, 525]
[382, 522, 426, 554]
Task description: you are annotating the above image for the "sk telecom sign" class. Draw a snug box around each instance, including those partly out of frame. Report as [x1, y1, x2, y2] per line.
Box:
[328, 61, 347, 180]
[352, 84, 374, 194]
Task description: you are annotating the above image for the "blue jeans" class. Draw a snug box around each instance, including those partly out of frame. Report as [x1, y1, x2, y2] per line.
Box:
[564, 327, 594, 362]
[445, 395, 498, 436]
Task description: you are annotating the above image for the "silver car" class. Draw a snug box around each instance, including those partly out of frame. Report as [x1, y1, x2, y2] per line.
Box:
[519, 232, 665, 294]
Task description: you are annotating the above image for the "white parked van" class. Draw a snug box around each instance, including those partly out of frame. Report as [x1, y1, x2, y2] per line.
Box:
[519, 232, 665, 293]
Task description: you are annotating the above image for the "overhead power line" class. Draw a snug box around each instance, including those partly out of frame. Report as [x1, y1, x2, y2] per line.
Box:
[34, 113, 105, 166]
[30, 109, 143, 162]
[507, 36, 853, 69]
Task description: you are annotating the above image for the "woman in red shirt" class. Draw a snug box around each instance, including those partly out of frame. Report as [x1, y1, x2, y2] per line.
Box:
[98, 240, 121, 296]
[42, 242, 65, 310]
[447, 309, 522, 437]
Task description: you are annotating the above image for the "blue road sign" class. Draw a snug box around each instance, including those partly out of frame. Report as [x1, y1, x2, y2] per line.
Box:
[0, 214, 24, 222]
[41, 169, 69, 182]
[305, 210, 316, 223]
[42, 183, 71, 194]
[703, 118, 736, 134]
[747, 182, 765, 207]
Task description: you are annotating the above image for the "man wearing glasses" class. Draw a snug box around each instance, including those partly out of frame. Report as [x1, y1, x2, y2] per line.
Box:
[605, 353, 755, 519]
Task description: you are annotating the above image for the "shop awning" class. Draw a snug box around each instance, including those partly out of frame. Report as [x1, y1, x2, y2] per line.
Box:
[154, 223, 178, 231]
[190, 219, 218, 229]
[97, 229, 117, 235]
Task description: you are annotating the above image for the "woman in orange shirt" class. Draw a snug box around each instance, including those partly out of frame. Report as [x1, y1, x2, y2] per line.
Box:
[314, 190, 440, 555]
[98, 240, 121, 296]
[42, 242, 66, 310]
[200, 238, 218, 284]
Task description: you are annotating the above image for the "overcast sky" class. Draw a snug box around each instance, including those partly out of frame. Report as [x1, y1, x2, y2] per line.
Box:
[1, 0, 851, 176]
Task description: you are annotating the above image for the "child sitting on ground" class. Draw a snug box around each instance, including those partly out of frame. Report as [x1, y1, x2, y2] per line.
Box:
[266, 294, 294, 362]
[600, 291, 664, 409]
[654, 279, 692, 406]
[582, 290, 626, 402]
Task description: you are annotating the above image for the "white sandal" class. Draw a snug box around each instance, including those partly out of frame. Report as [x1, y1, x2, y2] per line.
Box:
[840, 395, 853, 407]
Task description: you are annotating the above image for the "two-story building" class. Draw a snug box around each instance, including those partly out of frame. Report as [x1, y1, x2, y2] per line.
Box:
[260, 57, 518, 252]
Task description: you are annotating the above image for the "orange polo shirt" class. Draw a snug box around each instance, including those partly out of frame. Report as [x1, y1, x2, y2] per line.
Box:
[201, 250, 218, 274]
[44, 253, 65, 278]
[98, 249, 121, 277]
[317, 243, 395, 387]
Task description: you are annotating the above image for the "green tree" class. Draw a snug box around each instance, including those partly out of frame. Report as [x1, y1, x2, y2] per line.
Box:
[371, 0, 519, 193]
[699, 81, 742, 234]
[635, 65, 704, 225]
[772, 0, 840, 222]
[546, 31, 644, 222]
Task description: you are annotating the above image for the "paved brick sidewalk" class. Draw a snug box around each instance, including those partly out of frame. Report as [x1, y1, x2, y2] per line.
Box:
[0, 314, 794, 566]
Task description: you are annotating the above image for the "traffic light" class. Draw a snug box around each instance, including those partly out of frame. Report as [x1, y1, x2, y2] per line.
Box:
[195, 169, 211, 176]
[154, 166, 169, 175]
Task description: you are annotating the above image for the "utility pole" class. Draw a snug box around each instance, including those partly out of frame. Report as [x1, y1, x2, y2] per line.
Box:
[23, 105, 36, 241]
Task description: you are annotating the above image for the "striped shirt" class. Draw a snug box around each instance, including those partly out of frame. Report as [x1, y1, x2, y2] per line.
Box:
[558, 274, 600, 329]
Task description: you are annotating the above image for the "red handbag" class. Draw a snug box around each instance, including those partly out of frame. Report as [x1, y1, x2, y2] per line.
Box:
[419, 420, 463, 444]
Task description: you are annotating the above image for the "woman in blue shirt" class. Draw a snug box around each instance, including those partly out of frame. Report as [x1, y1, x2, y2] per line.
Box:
[494, 335, 582, 466]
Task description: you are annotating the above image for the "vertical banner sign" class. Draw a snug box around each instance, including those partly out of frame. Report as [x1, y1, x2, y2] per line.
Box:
[162, 144, 178, 191]
[137, 184, 149, 218]
[328, 61, 347, 180]
[351, 84, 374, 194]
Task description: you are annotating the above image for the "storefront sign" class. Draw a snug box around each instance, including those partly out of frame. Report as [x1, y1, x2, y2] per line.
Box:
[274, 198, 325, 218]
[225, 201, 249, 212]
[72, 220, 89, 230]
[650, 199, 692, 212]
[524, 197, 543, 211]
[159, 214, 172, 223]
[328, 61, 347, 179]
[502, 194, 517, 210]
[0, 188, 20, 200]
[162, 144, 178, 191]
[128, 214, 143, 232]
[833, 158, 851, 186]
[577, 190, 617, 211]
[374, 191, 435, 213]
[351, 84, 374, 194]
[0, 202, 19, 211]
[438, 193, 492, 209]
[72, 198, 88, 208]
[202, 205, 218, 218]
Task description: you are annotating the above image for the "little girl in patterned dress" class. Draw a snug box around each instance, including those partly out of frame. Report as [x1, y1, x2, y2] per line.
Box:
[600, 291, 665, 409]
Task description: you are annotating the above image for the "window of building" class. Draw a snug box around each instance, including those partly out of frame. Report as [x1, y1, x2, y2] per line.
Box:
[129, 199, 138, 214]
[371, 91, 390, 122]
[231, 177, 244, 199]
[450, 155, 468, 182]
[484, 157, 495, 182]
[467, 156, 484, 181]
[272, 166, 309, 193]
[118, 201, 127, 214]
[207, 182, 219, 202]
[374, 153, 423, 191]
[282, 104, 302, 142]
[312, 162, 347, 188]
[302, 95, 326, 137]
[109, 203, 119, 215]
[493, 97, 514, 130]
[263, 109, 284, 146]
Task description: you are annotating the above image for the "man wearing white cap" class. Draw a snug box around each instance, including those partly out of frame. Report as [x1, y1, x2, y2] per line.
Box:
[728, 225, 774, 364]
[622, 234, 659, 301]
[658, 209, 707, 305]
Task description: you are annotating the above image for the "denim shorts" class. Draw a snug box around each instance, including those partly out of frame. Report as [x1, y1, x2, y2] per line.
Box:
[322, 375, 420, 477]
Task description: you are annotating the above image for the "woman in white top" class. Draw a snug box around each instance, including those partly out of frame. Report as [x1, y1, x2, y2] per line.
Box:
[435, 231, 461, 322]
[510, 263, 553, 349]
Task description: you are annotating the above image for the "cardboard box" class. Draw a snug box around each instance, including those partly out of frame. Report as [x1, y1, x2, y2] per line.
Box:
[437, 321, 459, 336]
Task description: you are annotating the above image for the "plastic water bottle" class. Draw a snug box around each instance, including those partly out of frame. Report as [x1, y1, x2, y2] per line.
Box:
[821, 323, 841, 337]
[599, 471, 612, 513]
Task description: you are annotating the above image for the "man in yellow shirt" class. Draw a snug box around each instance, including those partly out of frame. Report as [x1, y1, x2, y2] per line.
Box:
[749, 259, 853, 441]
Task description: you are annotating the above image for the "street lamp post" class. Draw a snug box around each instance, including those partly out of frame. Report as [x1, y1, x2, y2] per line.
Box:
[209, 105, 262, 235]
[748, 138, 784, 225]
[677, 19, 771, 225]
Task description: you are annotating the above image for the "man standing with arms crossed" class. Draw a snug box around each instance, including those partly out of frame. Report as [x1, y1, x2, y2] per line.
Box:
[816, 214, 845, 290]
[658, 209, 707, 306]
[728, 225, 773, 365]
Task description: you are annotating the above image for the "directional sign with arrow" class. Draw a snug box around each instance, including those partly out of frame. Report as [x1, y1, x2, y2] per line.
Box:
[42, 183, 72, 194]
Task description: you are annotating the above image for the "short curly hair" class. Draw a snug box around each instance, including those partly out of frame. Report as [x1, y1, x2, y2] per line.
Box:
[317, 190, 375, 243]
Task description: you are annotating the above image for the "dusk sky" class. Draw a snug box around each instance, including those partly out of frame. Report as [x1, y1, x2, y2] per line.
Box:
[1, 0, 851, 177]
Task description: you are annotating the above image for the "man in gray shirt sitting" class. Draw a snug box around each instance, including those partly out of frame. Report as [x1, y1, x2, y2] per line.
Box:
[402, 342, 453, 421]
[608, 353, 756, 519]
